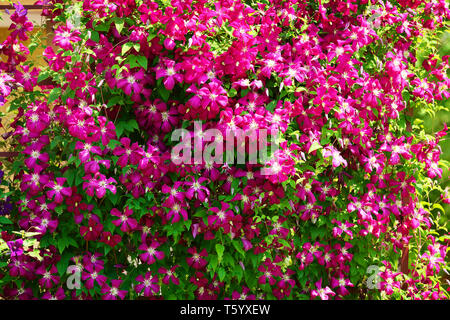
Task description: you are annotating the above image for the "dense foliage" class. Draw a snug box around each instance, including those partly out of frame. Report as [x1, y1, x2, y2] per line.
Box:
[0, 0, 449, 300]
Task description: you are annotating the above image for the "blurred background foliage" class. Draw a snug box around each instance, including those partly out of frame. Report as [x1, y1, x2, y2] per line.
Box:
[419, 28, 450, 228]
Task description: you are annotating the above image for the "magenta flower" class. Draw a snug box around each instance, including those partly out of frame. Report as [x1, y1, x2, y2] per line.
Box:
[330, 274, 354, 296]
[110, 206, 138, 233]
[82, 264, 107, 290]
[45, 177, 72, 203]
[36, 265, 60, 289]
[100, 231, 122, 248]
[156, 102, 179, 133]
[42, 287, 66, 300]
[185, 176, 210, 202]
[21, 165, 49, 195]
[162, 197, 188, 223]
[84, 159, 111, 175]
[117, 66, 145, 95]
[207, 202, 234, 229]
[138, 240, 165, 265]
[43, 46, 70, 71]
[257, 258, 281, 285]
[92, 116, 116, 146]
[231, 287, 256, 300]
[198, 81, 228, 119]
[53, 22, 81, 50]
[155, 59, 183, 90]
[162, 182, 185, 203]
[75, 139, 103, 163]
[323, 145, 347, 168]
[278, 269, 296, 289]
[0, 73, 14, 99]
[158, 265, 180, 285]
[66, 66, 87, 90]
[26, 108, 50, 134]
[113, 137, 141, 168]
[9, 5, 33, 40]
[186, 247, 208, 270]
[311, 279, 335, 300]
[135, 272, 160, 297]
[380, 136, 412, 165]
[101, 280, 127, 300]
[379, 264, 402, 295]
[82, 173, 117, 198]
[23, 142, 49, 168]
[332, 219, 354, 239]
[15, 65, 39, 91]
[80, 218, 103, 241]
[361, 151, 385, 174]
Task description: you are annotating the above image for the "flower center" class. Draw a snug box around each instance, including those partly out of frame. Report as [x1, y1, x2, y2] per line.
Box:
[110, 287, 118, 296]
[166, 68, 175, 76]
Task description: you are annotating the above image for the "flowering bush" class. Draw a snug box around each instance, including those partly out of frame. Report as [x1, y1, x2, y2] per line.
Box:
[0, 0, 449, 300]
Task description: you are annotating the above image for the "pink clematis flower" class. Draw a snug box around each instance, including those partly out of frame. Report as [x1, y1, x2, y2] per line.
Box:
[45, 177, 72, 203]
[82, 264, 107, 290]
[138, 240, 165, 265]
[116, 66, 145, 95]
[158, 265, 180, 285]
[311, 279, 336, 300]
[323, 145, 347, 168]
[186, 247, 208, 270]
[135, 272, 160, 297]
[110, 206, 138, 233]
[53, 22, 81, 51]
[185, 176, 210, 202]
[155, 59, 183, 90]
[101, 280, 127, 300]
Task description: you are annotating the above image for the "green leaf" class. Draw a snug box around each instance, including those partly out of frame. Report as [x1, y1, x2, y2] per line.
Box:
[228, 88, 237, 97]
[75, 170, 84, 186]
[265, 100, 277, 112]
[158, 86, 170, 102]
[136, 55, 148, 70]
[127, 119, 139, 132]
[63, 169, 75, 186]
[354, 254, 366, 267]
[231, 179, 240, 193]
[0, 216, 13, 224]
[115, 19, 124, 34]
[107, 139, 121, 150]
[37, 71, 50, 83]
[126, 55, 140, 68]
[209, 255, 218, 273]
[67, 238, 79, 248]
[107, 96, 122, 107]
[109, 192, 119, 205]
[215, 243, 225, 261]
[57, 237, 69, 254]
[122, 42, 134, 55]
[278, 238, 291, 249]
[232, 240, 245, 257]
[90, 30, 99, 42]
[308, 141, 322, 154]
[48, 88, 61, 103]
[234, 263, 244, 282]
[116, 121, 125, 137]
[57, 252, 73, 276]
[94, 21, 111, 32]
[218, 268, 226, 281]
[432, 203, 445, 213]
